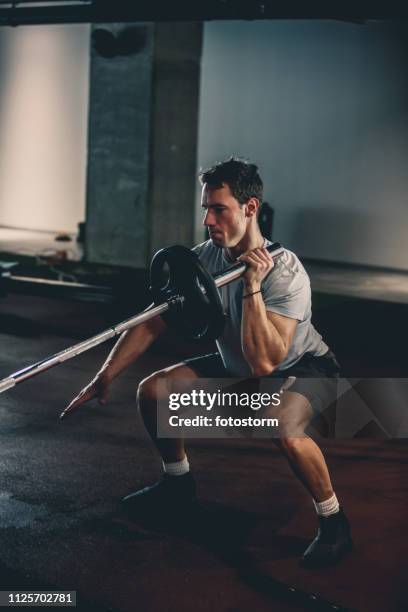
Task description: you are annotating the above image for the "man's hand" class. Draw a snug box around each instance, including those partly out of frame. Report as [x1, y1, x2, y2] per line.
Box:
[237, 247, 274, 290]
[60, 370, 111, 420]
[59, 317, 165, 421]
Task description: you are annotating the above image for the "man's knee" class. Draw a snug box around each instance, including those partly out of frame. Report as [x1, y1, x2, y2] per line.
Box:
[279, 436, 308, 456]
[137, 363, 197, 413]
[137, 371, 166, 412]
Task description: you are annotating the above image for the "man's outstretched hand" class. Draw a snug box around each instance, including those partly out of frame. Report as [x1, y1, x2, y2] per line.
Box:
[60, 371, 111, 420]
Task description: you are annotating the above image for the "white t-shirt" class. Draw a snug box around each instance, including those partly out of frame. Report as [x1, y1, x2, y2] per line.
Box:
[193, 239, 328, 376]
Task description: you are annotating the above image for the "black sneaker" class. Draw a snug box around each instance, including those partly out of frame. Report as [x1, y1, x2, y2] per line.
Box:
[300, 508, 353, 568]
[122, 472, 197, 511]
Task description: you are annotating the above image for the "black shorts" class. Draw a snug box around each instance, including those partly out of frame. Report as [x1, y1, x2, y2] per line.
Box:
[183, 350, 340, 417]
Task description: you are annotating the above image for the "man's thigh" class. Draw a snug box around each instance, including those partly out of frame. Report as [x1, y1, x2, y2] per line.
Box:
[159, 353, 226, 388]
[139, 361, 201, 403]
[181, 352, 227, 378]
[155, 353, 226, 404]
[162, 362, 201, 379]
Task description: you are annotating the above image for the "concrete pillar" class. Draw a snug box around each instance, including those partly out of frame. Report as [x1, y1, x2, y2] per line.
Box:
[85, 22, 203, 268]
[148, 23, 203, 257]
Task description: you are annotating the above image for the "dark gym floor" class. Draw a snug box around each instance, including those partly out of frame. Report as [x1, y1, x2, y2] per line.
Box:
[0, 294, 407, 612]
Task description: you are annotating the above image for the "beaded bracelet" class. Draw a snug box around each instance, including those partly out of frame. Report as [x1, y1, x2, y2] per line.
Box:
[243, 290, 262, 299]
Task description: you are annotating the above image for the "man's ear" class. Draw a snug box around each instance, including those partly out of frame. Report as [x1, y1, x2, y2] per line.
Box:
[245, 197, 260, 218]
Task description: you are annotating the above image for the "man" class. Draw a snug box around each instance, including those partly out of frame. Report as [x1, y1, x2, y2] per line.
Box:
[62, 158, 353, 568]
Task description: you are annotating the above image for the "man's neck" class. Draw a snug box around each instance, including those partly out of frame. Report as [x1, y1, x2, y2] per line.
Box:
[226, 228, 265, 261]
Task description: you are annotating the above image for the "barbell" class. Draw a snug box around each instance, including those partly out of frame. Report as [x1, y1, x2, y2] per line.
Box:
[0, 242, 284, 394]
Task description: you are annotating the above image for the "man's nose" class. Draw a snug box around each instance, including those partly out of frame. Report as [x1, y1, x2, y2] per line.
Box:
[203, 210, 214, 226]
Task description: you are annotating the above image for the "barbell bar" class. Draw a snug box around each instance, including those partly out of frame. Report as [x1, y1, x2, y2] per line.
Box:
[0, 242, 284, 394]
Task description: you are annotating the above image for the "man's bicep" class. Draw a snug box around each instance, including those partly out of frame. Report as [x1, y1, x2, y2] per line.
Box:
[266, 310, 298, 353]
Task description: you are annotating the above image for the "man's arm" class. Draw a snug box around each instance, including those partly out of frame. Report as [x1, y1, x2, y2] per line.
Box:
[238, 247, 297, 376]
[61, 313, 166, 418]
[101, 315, 166, 381]
[242, 298, 297, 376]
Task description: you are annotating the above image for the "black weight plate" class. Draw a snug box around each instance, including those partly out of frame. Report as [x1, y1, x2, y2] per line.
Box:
[150, 245, 225, 342]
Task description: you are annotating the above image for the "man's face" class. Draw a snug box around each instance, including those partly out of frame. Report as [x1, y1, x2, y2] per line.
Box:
[201, 183, 248, 248]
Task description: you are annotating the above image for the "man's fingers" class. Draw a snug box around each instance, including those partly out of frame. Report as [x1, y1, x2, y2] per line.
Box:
[98, 392, 108, 406]
[250, 249, 274, 270]
[59, 400, 80, 420]
[98, 385, 109, 405]
[240, 251, 270, 268]
[253, 248, 273, 264]
[60, 397, 85, 419]
[259, 247, 274, 266]
[238, 253, 258, 264]
[60, 388, 94, 420]
[238, 248, 274, 286]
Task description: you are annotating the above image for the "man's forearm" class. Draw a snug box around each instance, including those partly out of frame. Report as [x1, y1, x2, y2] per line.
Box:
[241, 283, 286, 376]
[99, 316, 166, 380]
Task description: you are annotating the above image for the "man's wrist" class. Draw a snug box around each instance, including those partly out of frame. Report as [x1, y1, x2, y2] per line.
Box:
[243, 281, 261, 293]
[98, 364, 115, 382]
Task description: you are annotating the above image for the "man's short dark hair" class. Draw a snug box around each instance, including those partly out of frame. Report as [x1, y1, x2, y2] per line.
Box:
[199, 157, 263, 205]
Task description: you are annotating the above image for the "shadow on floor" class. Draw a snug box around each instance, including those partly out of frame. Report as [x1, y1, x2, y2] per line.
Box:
[87, 500, 355, 612]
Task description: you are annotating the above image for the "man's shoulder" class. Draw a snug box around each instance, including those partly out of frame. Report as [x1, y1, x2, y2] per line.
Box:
[192, 239, 212, 253]
[192, 239, 226, 274]
[264, 241, 307, 279]
[192, 239, 219, 260]
[262, 244, 311, 318]
[278, 249, 308, 279]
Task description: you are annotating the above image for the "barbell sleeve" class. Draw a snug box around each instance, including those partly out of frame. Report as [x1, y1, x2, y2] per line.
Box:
[0, 242, 284, 394]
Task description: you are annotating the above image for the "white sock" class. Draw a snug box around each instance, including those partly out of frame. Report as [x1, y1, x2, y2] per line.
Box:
[163, 455, 190, 477]
[313, 492, 340, 517]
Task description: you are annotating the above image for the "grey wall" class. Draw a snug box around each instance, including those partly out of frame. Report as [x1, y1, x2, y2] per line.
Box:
[0, 25, 89, 233]
[197, 20, 408, 270]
